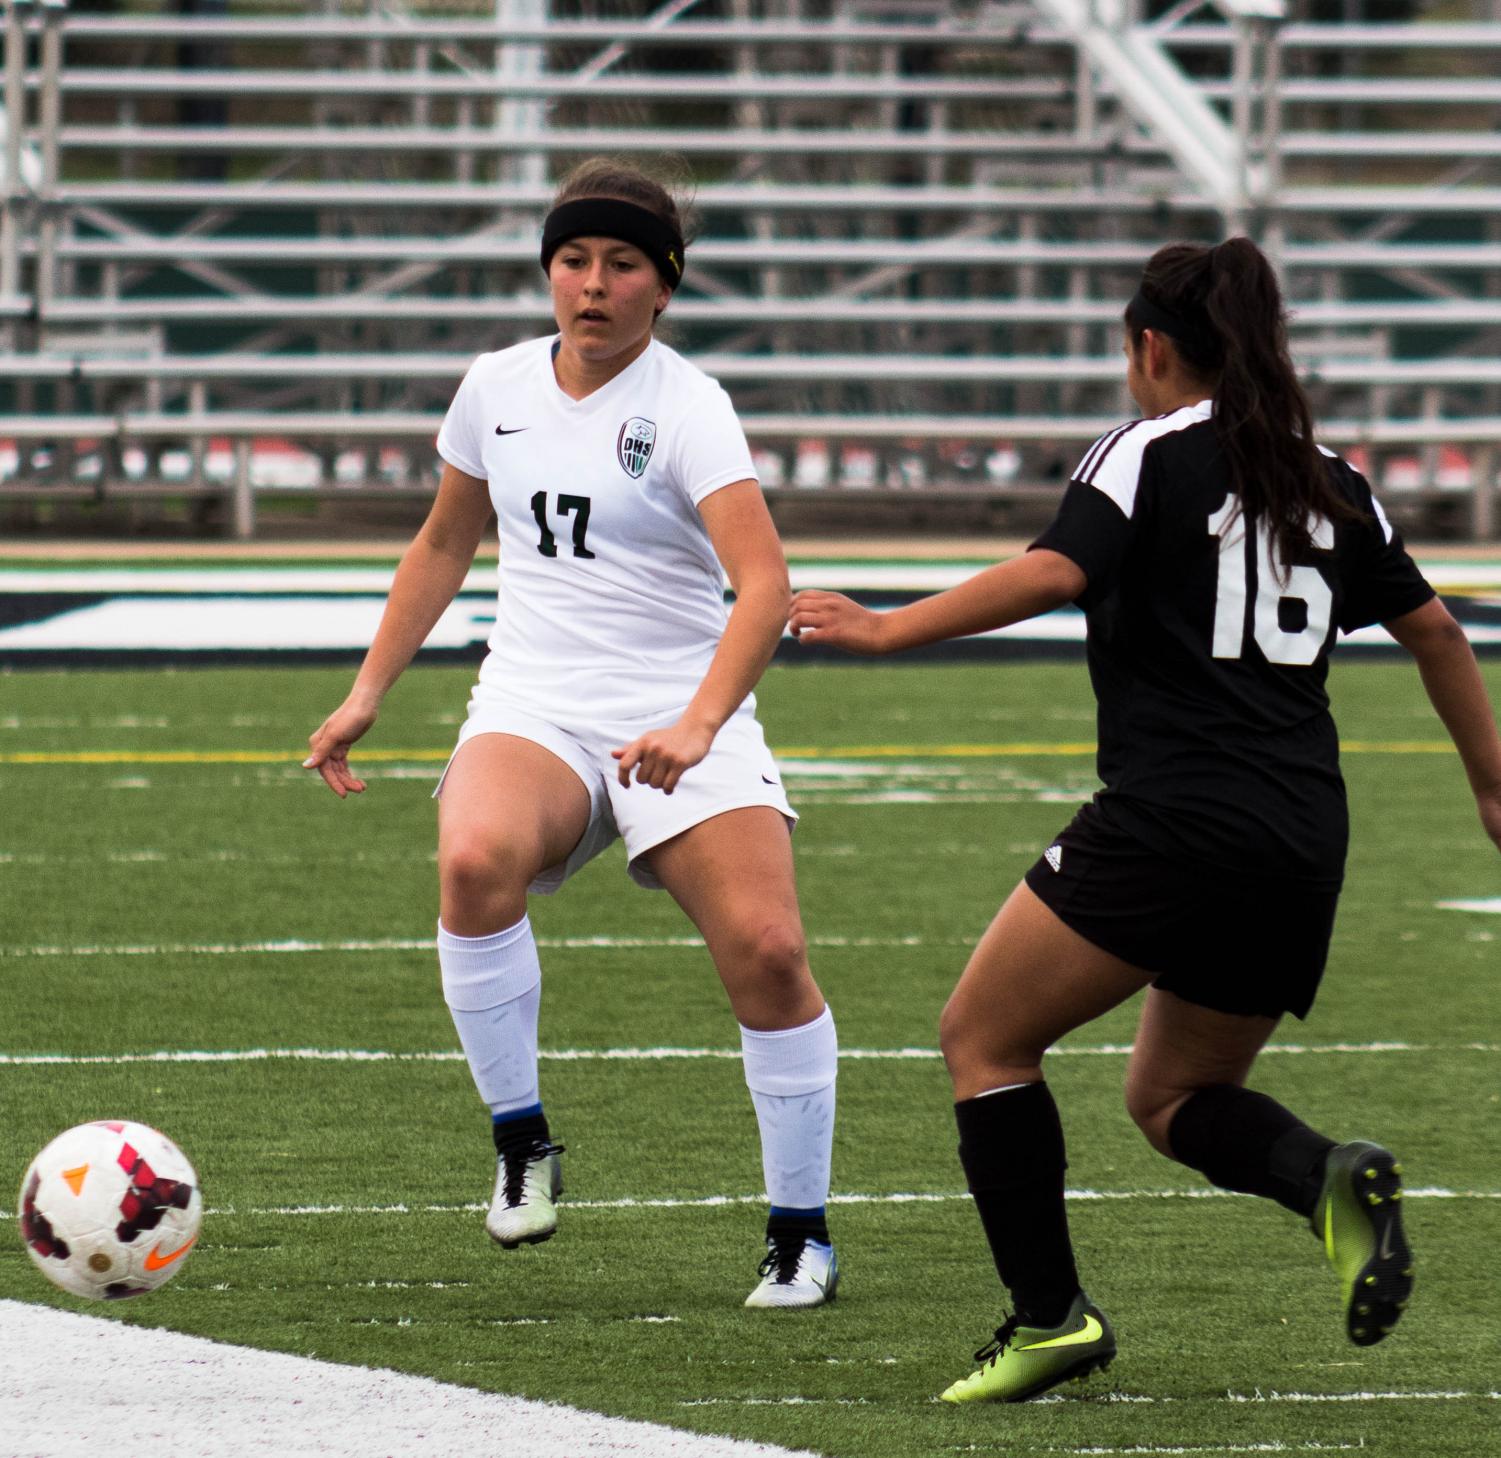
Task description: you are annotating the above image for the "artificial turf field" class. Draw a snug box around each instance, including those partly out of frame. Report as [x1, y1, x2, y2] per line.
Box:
[1, 658, 1497, 1457]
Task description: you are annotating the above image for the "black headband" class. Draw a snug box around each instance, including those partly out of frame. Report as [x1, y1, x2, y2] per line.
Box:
[1127, 287, 1216, 361]
[540, 198, 685, 289]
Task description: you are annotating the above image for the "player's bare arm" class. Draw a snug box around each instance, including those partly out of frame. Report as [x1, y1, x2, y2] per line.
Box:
[305, 463, 492, 797]
[1383, 594, 1501, 850]
[614, 479, 788, 793]
[789, 548, 1085, 655]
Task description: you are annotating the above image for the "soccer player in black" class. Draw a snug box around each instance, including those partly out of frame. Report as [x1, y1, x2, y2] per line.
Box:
[789, 237, 1501, 1402]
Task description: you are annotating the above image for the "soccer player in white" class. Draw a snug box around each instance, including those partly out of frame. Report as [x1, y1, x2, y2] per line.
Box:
[304, 159, 838, 1308]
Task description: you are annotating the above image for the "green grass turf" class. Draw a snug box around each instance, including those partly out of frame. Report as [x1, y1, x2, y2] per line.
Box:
[2, 660, 1499, 1456]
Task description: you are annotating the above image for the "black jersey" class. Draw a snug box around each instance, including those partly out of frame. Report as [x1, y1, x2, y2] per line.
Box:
[1031, 400, 1435, 882]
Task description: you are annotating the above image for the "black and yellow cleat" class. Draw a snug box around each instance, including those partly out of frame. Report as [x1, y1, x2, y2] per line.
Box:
[1311, 1140, 1413, 1346]
[939, 1290, 1116, 1404]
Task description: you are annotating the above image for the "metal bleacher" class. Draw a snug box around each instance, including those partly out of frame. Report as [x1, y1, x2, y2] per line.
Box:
[1, 0, 1500, 538]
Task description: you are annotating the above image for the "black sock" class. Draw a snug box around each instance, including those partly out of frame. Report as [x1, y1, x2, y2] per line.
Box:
[955, 1082, 1081, 1328]
[492, 1110, 550, 1157]
[1168, 1084, 1335, 1217]
[766, 1209, 830, 1246]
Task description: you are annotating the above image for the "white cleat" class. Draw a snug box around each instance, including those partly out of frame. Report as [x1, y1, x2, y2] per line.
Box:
[485, 1142, 564, 1249]
[744, 1236, 839, 1309]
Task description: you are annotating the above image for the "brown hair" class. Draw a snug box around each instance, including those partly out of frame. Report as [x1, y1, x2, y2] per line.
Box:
[552, 157, 696, 245]
[1125, 237, 1358, 568]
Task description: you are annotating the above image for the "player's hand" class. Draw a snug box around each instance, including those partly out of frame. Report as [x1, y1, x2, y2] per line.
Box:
[1478, 783, 1501, 853]
[788, 589, 890, 654]
[612, 717, 716, 794]
[303, 696, 376, 799]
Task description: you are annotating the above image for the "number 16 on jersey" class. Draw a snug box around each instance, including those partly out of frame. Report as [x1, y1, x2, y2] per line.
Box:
[1208, 499, 1334, 667]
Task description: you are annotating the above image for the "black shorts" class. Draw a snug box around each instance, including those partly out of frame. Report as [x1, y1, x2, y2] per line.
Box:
[1023, 802, 1341, 1020]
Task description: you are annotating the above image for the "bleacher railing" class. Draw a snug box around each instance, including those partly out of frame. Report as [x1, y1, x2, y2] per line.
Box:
[0, 0, 1497, 538]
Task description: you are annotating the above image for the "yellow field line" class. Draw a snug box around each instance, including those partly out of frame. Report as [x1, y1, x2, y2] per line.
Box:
[0, 741, 1457, 765]
[791, 741, 1454, 756]
[779, 743, 1098, 758]
[1336, 741, 1457, 754]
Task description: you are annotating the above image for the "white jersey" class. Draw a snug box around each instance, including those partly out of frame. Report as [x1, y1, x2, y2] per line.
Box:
[437, 336, 759, 721]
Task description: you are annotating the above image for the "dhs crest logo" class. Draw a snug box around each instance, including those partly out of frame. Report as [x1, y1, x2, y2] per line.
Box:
[617, 417, 657, 479]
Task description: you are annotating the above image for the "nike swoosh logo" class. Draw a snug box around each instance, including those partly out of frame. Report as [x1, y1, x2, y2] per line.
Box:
[143, 1233, 199, 1271]
[495, 426, 528, 436]
[1378, 1222, 1396, 1262]
[1017, 1313, 1103, 1351]
[761, 775, 778, 786]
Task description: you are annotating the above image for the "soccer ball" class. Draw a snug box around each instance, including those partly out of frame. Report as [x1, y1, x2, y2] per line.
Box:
[18, 1120, 202, 1300]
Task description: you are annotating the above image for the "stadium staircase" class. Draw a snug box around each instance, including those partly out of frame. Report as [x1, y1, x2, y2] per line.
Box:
[0, 0, 1499, 537]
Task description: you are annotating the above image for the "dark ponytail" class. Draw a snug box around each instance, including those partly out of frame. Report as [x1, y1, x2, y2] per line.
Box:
[1125, 237, 1357, 570]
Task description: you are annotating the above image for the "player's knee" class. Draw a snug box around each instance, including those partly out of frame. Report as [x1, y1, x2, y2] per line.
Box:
[439, 833, 534, 912]
[738, 918, 807, 986]
[714, 918, 808, 1009]
[1123, 1076, 1181, 1157]
[937, 998, 968, 1067]
[939, 997, 1021, 1076]
[939, 995, 1038, 1075]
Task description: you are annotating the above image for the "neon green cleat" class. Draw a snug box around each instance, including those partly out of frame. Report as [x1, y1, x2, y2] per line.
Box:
[939, 1291, 1116, 1404]
[1311, 1140, 1413, 1346]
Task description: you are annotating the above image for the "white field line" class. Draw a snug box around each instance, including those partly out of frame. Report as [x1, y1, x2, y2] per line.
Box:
[2, 1039, 1499, 1068]
[1222, 1390, 1501, 1403]
[1035, 1446, 1363, 1456]
[0, 1300, 813, 1458]
[1020, 1393, 1501, 1411]
[1026, 1389, 1501, 1408]
[4, 895, 1494, 957]
[3, 1186, 1497, 1224]
[696, 1387, 1501, 1416]
[0, 933, 956, 959]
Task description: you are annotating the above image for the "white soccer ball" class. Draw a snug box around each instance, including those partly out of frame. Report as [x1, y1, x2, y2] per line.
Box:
[18, 1120, 202, 1300]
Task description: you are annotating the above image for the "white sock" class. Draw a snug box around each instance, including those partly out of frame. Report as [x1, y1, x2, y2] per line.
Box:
[437, 917, 542, 1117]
[740, 1006, 838, 1214]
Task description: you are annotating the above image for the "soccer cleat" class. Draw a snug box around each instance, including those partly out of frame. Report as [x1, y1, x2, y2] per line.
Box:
[485, 1139, 564, 1249]
[744, 1234, 839, 1309]
[1310, 1140, 1412, 1346]
[939, 1291, 1116, 1404]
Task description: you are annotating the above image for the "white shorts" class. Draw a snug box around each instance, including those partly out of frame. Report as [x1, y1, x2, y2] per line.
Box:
[434, 694, 797, 893]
